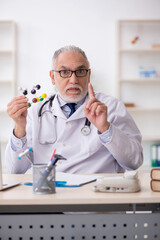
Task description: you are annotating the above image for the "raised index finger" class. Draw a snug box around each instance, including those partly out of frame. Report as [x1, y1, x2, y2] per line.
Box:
[88, 83, 95, 99]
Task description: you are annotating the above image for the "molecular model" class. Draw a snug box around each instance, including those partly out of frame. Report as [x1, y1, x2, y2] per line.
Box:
[19, 84, 47, 107]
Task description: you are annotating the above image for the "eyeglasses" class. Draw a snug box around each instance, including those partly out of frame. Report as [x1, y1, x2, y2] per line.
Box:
[53, 69, 89, 78]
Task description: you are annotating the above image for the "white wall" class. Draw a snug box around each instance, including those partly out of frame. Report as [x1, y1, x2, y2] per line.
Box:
[1, 0, 160, 97]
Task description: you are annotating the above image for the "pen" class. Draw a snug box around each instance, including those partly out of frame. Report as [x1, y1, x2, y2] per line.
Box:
[50, 148, 56, 162]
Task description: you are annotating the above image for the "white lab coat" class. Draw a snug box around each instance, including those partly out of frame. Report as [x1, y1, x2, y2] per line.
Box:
[5, 93, 143, 174]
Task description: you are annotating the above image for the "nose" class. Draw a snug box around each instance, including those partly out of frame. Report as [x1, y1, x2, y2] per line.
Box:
[69, 72, 78, 84]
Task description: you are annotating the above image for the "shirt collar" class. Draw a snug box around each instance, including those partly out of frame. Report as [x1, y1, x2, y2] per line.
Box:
[57, 94, 88, 109]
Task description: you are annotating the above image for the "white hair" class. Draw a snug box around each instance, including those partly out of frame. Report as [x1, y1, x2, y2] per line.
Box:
[52, 45, 90, 68]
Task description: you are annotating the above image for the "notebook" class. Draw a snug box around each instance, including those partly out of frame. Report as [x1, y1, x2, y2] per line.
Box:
[0, 146, 20, 191]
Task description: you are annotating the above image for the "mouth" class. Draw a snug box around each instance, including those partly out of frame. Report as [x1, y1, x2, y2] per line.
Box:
[66, 88, 81, 94]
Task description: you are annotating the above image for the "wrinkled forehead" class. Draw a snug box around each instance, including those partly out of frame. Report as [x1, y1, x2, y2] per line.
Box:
[54, 51, 89, 69]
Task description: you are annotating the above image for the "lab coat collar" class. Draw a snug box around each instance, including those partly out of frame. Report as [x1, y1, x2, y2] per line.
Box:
[52, 94, 67, 119]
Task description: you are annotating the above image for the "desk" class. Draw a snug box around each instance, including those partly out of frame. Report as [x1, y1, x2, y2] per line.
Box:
[0, 173, 160, 239]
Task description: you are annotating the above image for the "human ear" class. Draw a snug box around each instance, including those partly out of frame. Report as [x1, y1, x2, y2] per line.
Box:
[88, 69, 91, 83]
[50, 70, 55, 85]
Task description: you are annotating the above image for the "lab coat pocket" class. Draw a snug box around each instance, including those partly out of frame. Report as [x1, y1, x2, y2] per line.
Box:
[39, 111, 57, 144]
[82, 127, 103, 156]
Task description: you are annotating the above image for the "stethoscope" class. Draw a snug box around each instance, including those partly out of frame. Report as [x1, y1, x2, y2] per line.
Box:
[38, 95, 91, 138]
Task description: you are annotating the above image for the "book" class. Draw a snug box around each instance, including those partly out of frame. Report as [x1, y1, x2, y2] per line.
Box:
[124, 103, 135, 108]
[150, 168, 160, 192]
[158, 145, 160, 166]
[150, 144, 160, 167]
[150, 179, 160, 192]
[151, 168, 160, 180]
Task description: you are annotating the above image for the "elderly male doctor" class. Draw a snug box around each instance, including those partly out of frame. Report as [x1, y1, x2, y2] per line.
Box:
[5, 45, 143, 174]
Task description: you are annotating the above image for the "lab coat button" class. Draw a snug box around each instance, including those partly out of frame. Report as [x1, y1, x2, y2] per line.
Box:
[16, 141, 23, 148]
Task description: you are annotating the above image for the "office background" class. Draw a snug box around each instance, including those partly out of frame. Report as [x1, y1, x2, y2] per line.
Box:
[1, 0, 160, 94]
[0, 0, 160, 167]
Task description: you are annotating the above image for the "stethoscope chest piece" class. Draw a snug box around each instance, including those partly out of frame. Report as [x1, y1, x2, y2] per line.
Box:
[81, 118, 91, 136]
[81, 125, 91, 136]
[38, 95, 92, 138]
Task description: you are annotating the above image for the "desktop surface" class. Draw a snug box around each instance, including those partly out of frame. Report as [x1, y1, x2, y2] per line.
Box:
[0, 172, 160, 240]
[0, 172, 158, 206]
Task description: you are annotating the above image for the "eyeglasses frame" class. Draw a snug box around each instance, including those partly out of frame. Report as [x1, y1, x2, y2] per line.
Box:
[52, 69, 90, 78]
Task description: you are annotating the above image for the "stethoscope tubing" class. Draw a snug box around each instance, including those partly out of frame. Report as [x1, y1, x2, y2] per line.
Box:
[38, 95, 91, 137]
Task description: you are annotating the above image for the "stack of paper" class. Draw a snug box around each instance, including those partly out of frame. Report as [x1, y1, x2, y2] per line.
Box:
[56, 172, 100, 187]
